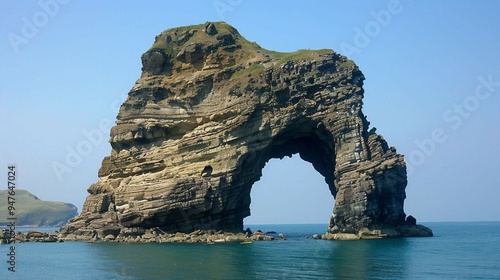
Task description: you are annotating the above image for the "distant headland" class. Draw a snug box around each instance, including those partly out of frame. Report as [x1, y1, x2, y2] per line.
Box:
[0, 189, 78, 227]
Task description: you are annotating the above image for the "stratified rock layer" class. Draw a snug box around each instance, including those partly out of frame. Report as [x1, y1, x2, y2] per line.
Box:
[61, 22, 431, 240]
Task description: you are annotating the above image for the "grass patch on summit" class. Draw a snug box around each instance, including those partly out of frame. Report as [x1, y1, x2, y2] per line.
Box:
[268, 49, 334, 67]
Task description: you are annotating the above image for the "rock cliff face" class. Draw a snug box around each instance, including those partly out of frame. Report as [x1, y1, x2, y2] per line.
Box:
[61, 22, 431, 240]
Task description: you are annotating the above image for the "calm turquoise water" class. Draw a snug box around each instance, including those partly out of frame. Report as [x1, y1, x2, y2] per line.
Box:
[3, 222, 500, 279]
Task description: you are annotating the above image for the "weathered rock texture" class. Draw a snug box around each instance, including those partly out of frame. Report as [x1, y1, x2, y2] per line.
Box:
[61, 22, 431, 240]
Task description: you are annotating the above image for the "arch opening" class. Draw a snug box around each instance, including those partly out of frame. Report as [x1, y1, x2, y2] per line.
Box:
[233, 126, 338, 229]
[243, 154, 335, 226]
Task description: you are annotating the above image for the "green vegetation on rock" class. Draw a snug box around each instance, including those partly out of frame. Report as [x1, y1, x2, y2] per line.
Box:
[150, 22, 239, 57]
[337, 59, 355, 69]
[148, 21, 338, 70]
[231, 63, 264, 79]
[0, 189, 78, 227]
[268, 48, 334, 66]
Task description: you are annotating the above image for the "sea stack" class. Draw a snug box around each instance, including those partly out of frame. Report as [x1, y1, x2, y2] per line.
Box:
[60, 21, 432, 241]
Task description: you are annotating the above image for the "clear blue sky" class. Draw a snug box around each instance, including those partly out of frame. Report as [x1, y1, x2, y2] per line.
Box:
[1, 1, 499, 224]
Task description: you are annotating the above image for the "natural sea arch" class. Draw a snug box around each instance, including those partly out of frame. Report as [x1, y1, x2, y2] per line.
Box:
[243, 154, 334, 225]
[61, 22, 432, 240]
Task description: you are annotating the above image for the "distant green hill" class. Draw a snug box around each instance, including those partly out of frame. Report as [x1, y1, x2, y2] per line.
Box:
[0, 189, 78, 227]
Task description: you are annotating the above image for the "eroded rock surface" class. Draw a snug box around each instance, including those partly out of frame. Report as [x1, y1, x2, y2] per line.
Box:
[60, 22, 431, 241]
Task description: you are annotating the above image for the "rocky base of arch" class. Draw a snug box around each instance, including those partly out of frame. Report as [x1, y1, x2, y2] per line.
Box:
[322, 224, 433, 240]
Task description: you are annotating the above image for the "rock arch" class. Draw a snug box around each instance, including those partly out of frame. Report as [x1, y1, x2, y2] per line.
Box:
[61, 22, 431, 240]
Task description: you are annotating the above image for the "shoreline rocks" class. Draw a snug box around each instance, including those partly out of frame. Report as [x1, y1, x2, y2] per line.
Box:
[60, 228, 276, 243]
[322, 224, 433, 240]
[1, 226, 432, 244]
[1, 229, 62, 244]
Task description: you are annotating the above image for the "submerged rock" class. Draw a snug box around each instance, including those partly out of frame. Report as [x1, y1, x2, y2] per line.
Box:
[60, 21, 431, 241]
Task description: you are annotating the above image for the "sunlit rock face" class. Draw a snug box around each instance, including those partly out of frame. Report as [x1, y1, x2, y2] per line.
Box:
[61, 22, 431, 240]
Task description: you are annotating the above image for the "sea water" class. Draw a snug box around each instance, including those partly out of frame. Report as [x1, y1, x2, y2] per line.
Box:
[2, 222, 500, 279]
